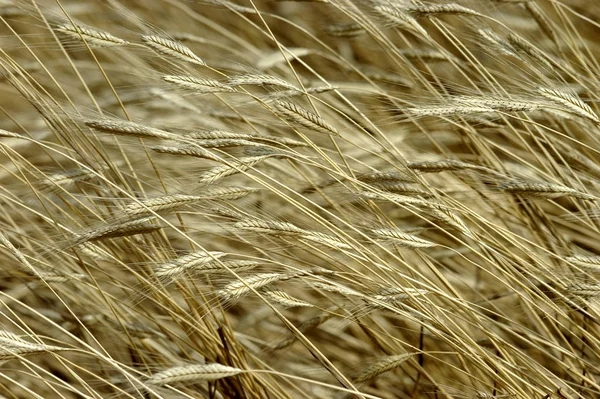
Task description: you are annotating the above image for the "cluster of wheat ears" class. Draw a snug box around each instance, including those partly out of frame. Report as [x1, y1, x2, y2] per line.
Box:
[1, 0, 600, 397]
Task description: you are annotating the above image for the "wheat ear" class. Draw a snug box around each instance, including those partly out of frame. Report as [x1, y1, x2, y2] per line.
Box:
[326, 22, 365, 38]
[163, 75, 237, 93]
[0, 330, 70, 360]
[234, 218, 306, 235]
[263, 290, 314, 308]
[198, 155, 272, 185]
[354, 353, 417, 383]
[274, 101, 339, 135]
[73, 217, 161, 246]
[56, 24, 129, 47]
[155, 251, 227, 278]
[141, 35, 206, 65]
[370, 228, 437, 248]
[217, 273, 288, 300]
[85, 119, 177, 140]
[151, 144, 220, 161]
[228, 74, 298, 91]
[499, 180, 595, 200]
[146, 363, 243, 386]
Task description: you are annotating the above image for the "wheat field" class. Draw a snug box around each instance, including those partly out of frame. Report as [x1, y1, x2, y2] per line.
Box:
[0, 0, 599, 397]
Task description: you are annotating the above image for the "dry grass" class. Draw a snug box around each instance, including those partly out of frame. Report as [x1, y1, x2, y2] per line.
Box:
[1, 0, 600, 398]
